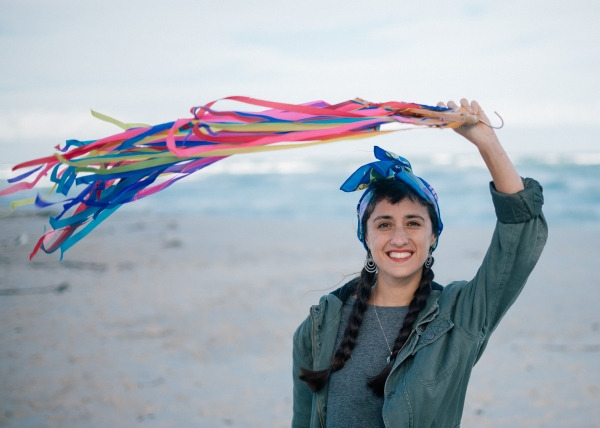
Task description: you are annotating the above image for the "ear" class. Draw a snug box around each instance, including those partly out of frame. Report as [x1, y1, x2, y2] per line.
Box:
[430, 234, 438, 249]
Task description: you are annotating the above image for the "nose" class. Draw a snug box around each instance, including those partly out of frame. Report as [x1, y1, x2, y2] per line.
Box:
[390, 225, 409, 246]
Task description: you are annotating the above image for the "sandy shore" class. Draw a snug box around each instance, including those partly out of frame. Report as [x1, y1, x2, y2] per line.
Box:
[1, 210, 599, 427]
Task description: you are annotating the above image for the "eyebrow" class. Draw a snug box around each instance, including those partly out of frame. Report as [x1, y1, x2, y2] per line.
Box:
[371, 214, 426, 222]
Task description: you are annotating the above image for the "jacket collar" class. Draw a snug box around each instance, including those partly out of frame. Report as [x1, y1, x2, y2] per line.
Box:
[331, 277, 443, 306]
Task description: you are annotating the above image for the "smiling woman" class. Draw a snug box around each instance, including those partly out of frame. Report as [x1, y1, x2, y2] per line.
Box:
[292, 99, 548, 427]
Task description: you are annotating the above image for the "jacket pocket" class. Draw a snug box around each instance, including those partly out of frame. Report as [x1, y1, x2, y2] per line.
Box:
[411, 319, 458, 386]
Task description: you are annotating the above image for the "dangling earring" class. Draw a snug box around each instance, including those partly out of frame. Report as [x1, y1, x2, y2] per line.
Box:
[364, 251, 378, 274]
[424, 249, 434, 269]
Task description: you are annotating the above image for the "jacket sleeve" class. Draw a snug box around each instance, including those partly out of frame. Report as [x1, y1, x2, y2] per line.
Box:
[292, 315, 314, 428]
[457, 177, 548, 341]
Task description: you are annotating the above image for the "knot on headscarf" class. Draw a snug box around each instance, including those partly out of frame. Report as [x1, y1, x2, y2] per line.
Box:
[340, 146, 443, 250]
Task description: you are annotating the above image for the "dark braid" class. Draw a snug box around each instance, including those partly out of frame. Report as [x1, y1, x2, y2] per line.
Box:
[299, 265, 376, 393]
[366, 261, 435, 396]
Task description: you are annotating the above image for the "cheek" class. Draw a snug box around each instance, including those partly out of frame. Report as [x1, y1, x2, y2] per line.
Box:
[364, 227, 377, 249]
[365, 228, 383, 249]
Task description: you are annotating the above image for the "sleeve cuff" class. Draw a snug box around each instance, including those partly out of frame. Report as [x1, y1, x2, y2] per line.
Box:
[490, 177, 544, 223]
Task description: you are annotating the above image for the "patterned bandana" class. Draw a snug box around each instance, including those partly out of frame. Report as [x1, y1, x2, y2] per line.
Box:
[340, 146, 443, 250]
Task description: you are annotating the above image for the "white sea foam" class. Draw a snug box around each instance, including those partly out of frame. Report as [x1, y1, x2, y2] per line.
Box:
[0, 164, 12, 181]
[2, 149, 599, 226]
[196, 158, 319, 177]
[570, 153, 600, 166]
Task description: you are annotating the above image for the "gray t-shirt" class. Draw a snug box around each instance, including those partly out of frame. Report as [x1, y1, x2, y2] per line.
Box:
[326, 297, 408, 427]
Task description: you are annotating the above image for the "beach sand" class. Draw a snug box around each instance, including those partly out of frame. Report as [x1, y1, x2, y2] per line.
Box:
[1, 211, 599, 427]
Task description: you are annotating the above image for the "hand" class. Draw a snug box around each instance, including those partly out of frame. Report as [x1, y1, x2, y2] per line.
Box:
[439, 99, 523, 193]
[437, 99, 500, 149]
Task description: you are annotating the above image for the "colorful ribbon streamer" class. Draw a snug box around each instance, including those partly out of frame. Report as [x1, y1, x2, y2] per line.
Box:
[0, 96, 477, 259]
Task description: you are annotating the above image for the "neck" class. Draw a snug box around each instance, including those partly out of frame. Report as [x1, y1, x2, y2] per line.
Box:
[369, 277, 419, 307]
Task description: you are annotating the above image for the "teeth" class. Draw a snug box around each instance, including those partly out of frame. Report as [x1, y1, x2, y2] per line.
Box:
[389, 252, 411, 259]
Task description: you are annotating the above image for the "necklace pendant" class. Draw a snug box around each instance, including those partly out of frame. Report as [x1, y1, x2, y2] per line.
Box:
[386, 355, 391, 365]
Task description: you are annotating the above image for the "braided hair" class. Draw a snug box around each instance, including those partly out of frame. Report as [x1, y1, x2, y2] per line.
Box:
[299, 180, 439, 396]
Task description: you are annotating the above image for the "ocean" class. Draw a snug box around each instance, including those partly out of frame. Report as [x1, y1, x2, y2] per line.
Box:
[2, 149, 598, 230]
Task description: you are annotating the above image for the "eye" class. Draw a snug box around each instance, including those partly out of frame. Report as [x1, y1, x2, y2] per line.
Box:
[406, 220, 423, 227]
[375, 221, 392, 229]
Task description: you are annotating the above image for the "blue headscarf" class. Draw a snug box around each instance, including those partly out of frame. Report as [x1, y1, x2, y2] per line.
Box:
[340, 146, 443, 250]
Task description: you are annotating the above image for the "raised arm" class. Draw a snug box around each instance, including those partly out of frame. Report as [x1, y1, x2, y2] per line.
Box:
[439, 99, 524, 194]
[438, 100, 547, 339]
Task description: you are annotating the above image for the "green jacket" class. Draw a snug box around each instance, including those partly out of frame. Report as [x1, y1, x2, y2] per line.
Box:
[292, 178, 547, 428]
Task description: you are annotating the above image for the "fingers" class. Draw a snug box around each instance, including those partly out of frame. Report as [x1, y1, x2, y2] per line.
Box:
[460, 98, 471, 112]
[437, 99, 479, 112]
[439, 99, 490, 121]
[460, 98, 484, 115]
[464, 99, 490, 122]
[437, 100, 462, 111]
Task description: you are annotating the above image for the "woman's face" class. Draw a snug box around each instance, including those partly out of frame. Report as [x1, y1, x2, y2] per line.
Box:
[365, 197, 437, 288]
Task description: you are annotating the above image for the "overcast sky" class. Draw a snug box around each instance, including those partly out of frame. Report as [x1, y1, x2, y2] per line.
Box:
[1, 0, 598, 163]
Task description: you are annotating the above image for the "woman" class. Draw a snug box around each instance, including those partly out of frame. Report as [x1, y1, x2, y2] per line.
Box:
[292, 99, 548, 427]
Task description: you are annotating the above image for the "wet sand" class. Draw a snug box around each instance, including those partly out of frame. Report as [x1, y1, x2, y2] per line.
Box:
[1, 211, 599, 427]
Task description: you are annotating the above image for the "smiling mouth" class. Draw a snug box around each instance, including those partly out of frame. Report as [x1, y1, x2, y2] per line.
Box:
[388, 251, 412, 260]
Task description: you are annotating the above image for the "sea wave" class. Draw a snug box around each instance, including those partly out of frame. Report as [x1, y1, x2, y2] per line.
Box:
[2, 152, 599, 227]
[2, 151, 600, 184]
